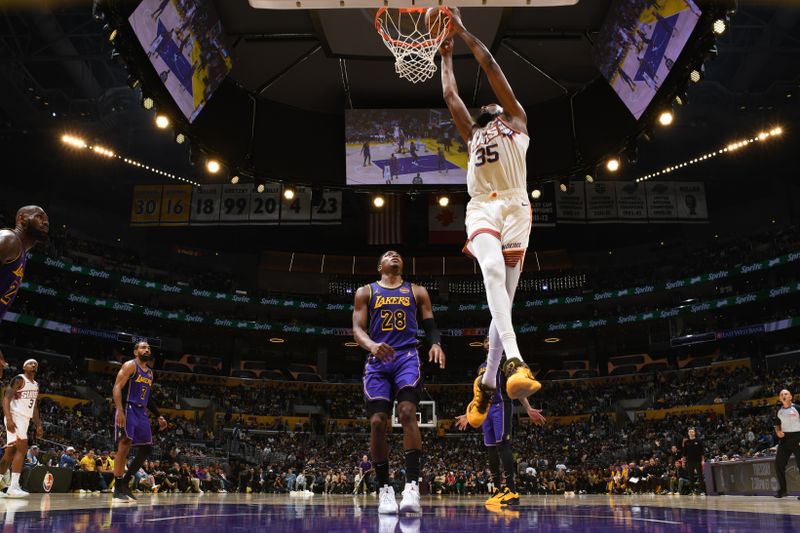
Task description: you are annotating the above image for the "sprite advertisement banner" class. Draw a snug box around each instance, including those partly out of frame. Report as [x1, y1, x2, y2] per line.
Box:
[17, 279, 800, 336]
[29, 250, 800, 312]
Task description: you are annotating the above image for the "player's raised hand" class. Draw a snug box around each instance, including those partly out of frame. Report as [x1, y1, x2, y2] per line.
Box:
[445, 6, 464, 34]
[454, 414, 468, 431]
[370, 342, 395, 363]
[526, 407, 546, 426]
[439, 38, 453, 56]
[429, 344, 445, 369]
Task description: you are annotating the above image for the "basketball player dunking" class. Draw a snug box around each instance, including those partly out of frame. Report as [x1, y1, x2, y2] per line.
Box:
[352, 251, 445, 514]
[0, 359, 43, 497]
[0, 206, 50, 377]
[439, 10, 541, 427]
[112, 341, 167, 504]
[455, 337, 545, 506]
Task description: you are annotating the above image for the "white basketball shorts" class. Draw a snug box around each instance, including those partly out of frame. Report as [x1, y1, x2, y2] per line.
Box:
[463, 188, 532, 268]
[4, 412, 31, 445]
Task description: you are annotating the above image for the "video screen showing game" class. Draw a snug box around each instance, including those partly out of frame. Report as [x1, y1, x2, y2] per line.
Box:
[129, 0, 233, 123]
[593, 0, 702, 119]
[345, 108, 470, 186]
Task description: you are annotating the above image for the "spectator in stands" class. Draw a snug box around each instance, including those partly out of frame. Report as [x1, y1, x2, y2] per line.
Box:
[24, 446, 39, 468]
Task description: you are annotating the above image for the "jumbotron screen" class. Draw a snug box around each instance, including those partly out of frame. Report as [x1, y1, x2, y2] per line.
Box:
[129, 0, 232, 123]
[593, 0, 702, 119]
[345, 109, 470, 186]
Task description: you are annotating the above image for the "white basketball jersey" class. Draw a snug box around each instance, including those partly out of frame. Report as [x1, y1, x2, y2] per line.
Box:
[466, 117, 529, 198]
[10, 374, 38, 419]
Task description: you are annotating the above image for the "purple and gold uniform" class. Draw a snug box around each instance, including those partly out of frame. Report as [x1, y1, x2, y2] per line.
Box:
[363, 281, 421, 404]
[0, 233, 26, 322]
[115, 362, 154, 446]
[479, 359, 512, 447]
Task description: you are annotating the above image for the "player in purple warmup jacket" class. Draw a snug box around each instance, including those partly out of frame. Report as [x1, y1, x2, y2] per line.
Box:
[352, 250, 445, 514]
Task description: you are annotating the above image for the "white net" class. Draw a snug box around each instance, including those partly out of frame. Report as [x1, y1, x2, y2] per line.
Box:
[375, 8, 452, 84]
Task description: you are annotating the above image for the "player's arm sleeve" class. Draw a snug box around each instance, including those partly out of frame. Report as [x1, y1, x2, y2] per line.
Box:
[147, 396, 161, 418]
[421, 318, 442, 346]
[414, 284, 441, 345]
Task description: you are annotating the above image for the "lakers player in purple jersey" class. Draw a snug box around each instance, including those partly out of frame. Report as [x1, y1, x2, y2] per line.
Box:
[111, 341, 167, 504]
[352, 250, 445, 515]
[455, 337, 545, 506]
[0, 206, 49, 376]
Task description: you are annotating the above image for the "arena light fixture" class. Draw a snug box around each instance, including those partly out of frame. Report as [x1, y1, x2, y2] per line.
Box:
[544, 337, 560, 343]
[269, 338, 285, 344]
[108, 28, 118, 42]
[690, 68, 702, 83]
[634, 125, 785, 183]
[284, 187, 295, 200]
[606, 158, 620, 172]
[155, 114, 170, 129]
[531, 188, 542, 199]
[230, 175, 240, 184]
[469, 342, 484, 348]
[585, 174, 594, 184]
[373, 195, 385, 208]
[175, 133, 186, 144]
[206, 159, 221, 174]
[142, 97, 154, 110]
[558, 177, 569, 193]
[438, 195, 449, 207]
[61, 134, 87, 148]
[91, 145, 115, 158]
[713, 19, 727, 35]
[658, 110, 674, 126]
[256, 183, 266, 193]
[344, 342, 359, 347]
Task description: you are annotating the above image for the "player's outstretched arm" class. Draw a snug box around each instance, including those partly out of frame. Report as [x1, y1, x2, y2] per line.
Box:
[413, 284, 445, 369]
[520, 396, 546, 425]
[352, 286, 395, 362]
[449, 9, 527, 135]
[439, 39, 473, 143]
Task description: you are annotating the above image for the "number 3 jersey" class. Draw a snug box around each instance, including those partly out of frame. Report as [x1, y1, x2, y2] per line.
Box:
[466, 116, 529, 198]
[367, 281, 418, 352]
[0, 231, 26, 321]
[10, 374, 38, 419]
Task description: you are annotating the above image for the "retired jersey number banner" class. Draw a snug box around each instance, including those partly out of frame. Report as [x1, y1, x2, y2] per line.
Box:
[130, 184, 341, 226]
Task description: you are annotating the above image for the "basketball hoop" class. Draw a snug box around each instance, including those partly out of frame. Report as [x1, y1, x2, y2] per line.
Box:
[375, 7, 452, 84]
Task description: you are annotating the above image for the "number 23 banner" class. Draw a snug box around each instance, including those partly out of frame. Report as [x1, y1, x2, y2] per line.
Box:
[131, 185, 342, 226]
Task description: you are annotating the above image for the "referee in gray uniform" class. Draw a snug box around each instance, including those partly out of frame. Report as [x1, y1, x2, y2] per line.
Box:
[774, 389, 800, 498]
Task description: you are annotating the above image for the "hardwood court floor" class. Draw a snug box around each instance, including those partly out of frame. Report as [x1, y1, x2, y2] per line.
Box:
[2, 492, 800, 531]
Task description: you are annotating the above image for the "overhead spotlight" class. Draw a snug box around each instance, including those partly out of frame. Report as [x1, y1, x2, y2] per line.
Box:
[674, 93, 688, 106]
[206, 159, 221, 173]
[531, 188, 542, 199]
[284, 187, 295, 200]
[126, 74, 140, 89]
[155, 114, 170, 129]
[108, 28, 118, 42]
[230, 175, 240, 184]
[658, 110, 674, 126]
[373, 195, 385, 208]
[175, 133, 185, 144]
[256, 182, 266, 193]
[713, 19, 726, 35]
[585, 174, 594, 183]
[771, 127, 783, 136]
[558, 177, 569, 193]
[606, 158, 620, 172]
[142, 97, 154, 110]
[690, 68, 702, 83]
[438, 195, 449, 207]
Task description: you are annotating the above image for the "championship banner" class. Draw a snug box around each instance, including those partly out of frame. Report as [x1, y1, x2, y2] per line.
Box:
[646, 181, 679, 221]
[249, 182, 281, 225]
[159, 185, 192, 226]
[311, 189, 343, 224]
[676, 181, 709, 221]
[615, 182, 648, 221]
[190, 184, 222, 225]
[555, 181, 586, 223]
[585, 182, 618, 223]
[219, 183, 254, 223]
[280, 186, 312, 225]
[531, 181, 556, 227]
[429, 194, 465, 244]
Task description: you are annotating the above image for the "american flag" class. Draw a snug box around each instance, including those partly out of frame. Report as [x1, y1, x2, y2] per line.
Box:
[368, 196, 403, 245]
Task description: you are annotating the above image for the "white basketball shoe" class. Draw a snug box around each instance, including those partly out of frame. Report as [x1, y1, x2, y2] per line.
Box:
[378, 485, 399, 514]
[399, 482, 421, 514]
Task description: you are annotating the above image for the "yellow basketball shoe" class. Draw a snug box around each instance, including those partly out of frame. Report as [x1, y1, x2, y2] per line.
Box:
[503, 358, 541, 400]
[466, 375, 495, 428]
[485, 486, 504, 505]
[499, 488, 520, 506]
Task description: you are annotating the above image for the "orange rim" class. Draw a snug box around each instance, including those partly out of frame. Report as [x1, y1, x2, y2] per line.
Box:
[375, 7, 452, 50]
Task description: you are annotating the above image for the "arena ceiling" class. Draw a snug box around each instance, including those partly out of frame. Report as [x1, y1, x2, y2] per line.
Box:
[0, 0, 797, 189]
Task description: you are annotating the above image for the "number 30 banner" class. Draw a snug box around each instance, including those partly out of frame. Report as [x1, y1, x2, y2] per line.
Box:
[131, 184, 342, 226]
